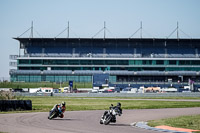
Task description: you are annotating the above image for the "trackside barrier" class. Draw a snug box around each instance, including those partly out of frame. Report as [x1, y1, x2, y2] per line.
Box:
[53, 92, 200, 97]
[0, 100, 32, 111]
[14, 92, 200, 97]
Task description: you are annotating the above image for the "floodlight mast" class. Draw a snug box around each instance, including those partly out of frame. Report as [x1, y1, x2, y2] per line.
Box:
[30, 21, 33, 38]
[177, 21, 179, 40]
[92, 21, 107, 39]
[140, 21, 142, 39]
[104, 21, 106, 39]
[67, 21, 69, 38]
[167, 21, 181, 40]
[129, 21, 143, 39]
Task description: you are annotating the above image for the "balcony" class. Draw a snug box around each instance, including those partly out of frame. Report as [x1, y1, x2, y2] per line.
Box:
[9, 55, 18, 60]
[9, 62, 17, 67]
[13, 52, 199, 59]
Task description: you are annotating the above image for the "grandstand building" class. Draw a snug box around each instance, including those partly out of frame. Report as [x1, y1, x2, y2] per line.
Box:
[10, 37, 200, 89]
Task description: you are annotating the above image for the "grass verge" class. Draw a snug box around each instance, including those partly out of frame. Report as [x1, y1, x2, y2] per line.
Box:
[148, 115, 200, 132]
[71, 96, 200, 100]
[1, 96, 200, 113]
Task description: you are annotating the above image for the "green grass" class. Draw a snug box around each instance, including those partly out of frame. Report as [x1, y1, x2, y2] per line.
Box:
[1, 96, 200, 113]
[0, 82, 92, 89]
[148, 115, 200, 132]
[80, 97, 200, 100]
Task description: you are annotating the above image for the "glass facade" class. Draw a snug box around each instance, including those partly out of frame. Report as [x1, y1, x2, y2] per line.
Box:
[12, 75, 42, 82]
[11, 38, 200, 83]
[17, 59, 200, 72]
[109, 76, 117, 83]
[11, 75, 92, 82]
[18, 59, 200, 66]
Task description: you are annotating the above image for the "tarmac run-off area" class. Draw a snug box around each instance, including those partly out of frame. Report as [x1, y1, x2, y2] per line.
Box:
[0, 107, 200, 133]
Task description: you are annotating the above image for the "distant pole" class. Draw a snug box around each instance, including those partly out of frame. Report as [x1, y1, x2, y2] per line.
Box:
[140, 21, 142, 39]
[104, 21, 106, 39]
[31, 21, 33, 38]
[67, 21, 69, 38]
[19, 44, 20, 57]
[177, 21, 179, 39]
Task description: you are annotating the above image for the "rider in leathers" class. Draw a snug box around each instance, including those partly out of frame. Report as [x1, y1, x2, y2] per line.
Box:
[102, 102, 122, 122]
[52, 101, 66, 118]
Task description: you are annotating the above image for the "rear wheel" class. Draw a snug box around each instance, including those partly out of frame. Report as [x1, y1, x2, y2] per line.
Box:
[100, 119, 103, 124]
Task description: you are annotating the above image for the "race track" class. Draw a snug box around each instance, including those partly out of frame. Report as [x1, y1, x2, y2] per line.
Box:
[0, 108, 200, 133]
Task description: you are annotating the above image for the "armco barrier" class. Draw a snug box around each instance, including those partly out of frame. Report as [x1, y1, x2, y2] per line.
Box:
[0, 100, 32, 111]
[53, 92, 200, 97]
[14, 92, 200, 97]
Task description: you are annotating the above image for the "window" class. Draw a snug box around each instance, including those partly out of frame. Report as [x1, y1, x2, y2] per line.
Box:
[31, 60, 42, 64]
[93, 60, 105, 65]
[105, 60, 116, 65]
[179, 60, 191, 65]
[68, 60, 79, 65]
[156, 60, 164, 65]
[19, 60, 29, 64]
[169, 60, 176, 65]
[80, 60, 92, 65]
[117, 60, 128, 65]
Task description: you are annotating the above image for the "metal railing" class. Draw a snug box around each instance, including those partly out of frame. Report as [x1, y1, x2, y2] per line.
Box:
[9, 55, 18, 60]
[111, 81, 200, 85]
[14, 53, 199, 59]
[9, 62, 17, 67]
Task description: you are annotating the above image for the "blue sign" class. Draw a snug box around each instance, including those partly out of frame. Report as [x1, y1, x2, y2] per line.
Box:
[69, 81, 73, 87]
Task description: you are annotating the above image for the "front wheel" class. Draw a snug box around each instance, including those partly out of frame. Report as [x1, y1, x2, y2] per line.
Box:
[48, 111, 57, 120]
[104, 114, 112, 125]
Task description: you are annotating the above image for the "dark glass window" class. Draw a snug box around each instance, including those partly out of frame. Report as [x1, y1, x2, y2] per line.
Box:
[93, 60, 105, 65]
[117, 60, 128, 65]
[105, 60, 116, 65]
[135, 60, 142, 65]
[19, 60, 29, 64]
[191, 61, 200, 65]
[156, 60, 164, 65]
[179, 60, 191, 65]
[68, 60, 79, 65]
[80, 60, 92, 65]
[31, 60, 42, 64]
[143, 60, 153, 65]
[169, 60, 176, 65]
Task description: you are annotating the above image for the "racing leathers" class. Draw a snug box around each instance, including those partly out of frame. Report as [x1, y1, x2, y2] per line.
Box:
[52, 104, 66, 118]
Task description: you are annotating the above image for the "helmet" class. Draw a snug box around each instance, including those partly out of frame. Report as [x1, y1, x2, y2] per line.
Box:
[62, 101, 66, 106]
[117, 102, 121, 107]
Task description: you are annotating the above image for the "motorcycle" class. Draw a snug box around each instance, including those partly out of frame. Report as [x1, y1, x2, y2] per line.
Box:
[48, 105, 61, 120]
[100, 104, 122, 125]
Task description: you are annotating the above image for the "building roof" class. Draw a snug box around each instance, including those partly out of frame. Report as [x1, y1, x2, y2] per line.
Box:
[13, 37, 200, 48]
[14, 37, 200, 42]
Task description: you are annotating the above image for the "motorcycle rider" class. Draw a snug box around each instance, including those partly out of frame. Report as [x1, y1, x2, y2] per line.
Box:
[102, 102, 122, 123]
[52, 101, 66, 118]
[116, 102, 122, 115]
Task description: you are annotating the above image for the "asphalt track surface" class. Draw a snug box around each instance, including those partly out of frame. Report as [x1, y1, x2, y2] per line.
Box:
[0, 108, 200, 133]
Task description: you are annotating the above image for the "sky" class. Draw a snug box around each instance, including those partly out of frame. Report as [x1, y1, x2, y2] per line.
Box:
[0, 0, 200, 78]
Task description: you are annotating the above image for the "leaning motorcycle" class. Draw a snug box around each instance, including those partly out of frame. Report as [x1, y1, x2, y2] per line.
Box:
[48, 105, 61, 120]
[100, 104, 122, 125]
